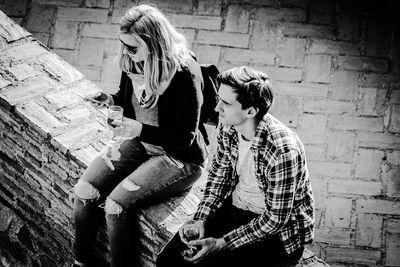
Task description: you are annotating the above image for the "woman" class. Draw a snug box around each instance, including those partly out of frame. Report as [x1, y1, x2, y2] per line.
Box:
[72, 4, 208, 267]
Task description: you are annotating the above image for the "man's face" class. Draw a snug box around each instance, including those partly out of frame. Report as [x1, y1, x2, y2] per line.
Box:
[215, 84, 249, 126]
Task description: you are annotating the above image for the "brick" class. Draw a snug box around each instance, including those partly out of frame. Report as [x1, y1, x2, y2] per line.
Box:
[388, 104, 400, 133]
[386, 233, 400, 266]
[197, 30, 249, 48]
[326, 131, 355, 162]
[78, 37, 105, 67]
[297, 114, 326, 144]
[303, 99, 355, 115]
[197, 0, 221, 16]
[354, 149, 383, 180]
[308, 39, 360, 56]
[382, 164, 400, 197]
[26, 5, 55, 33]
[282, 22, 334, 39]
[57, 8, 109, 23]
[168, 13, 221, 30]
[356, 213, 382, 248]
[359, 73, 400, 89]
[387, 219, 400, 234]
[152, 0, 193, 13]
[328, 115, 383, 132]
[0, 76, 55, 106]
[255, 7, 306, 22]
[258, 66, 302, 82]
[308, 161, 352, 178]
[304, 54, 331, 83]
[31, 0, 82, 7]
[389, 90, 400, 104]
[51, 20, 79, 49]
[358, 132, 400, 150]
[224, 5, 250, 33]
[192, 45, 221, 65]
[328, 179, 381, 196]
[330, 70, 358, 100]
[309, 0, 335, 25]
[277, 38, 306, 67]
[1, 42, 46, 62]
[85, 0, 110, 8]
[314, 228, 351, 245]
[269, 95, 302, 128]
[325, 197, 352, 228]
[336, 56, 388, 73]
[1, 0, 28, 17]
[356, 199, 400, 215]
[81, 23, 119, 39]
[357, 87, 386, 116]
[304, 145, 324, 161]
[325, 247, 381, 265]
[223, 48, 274, 65]
[251, 21, 281, 51]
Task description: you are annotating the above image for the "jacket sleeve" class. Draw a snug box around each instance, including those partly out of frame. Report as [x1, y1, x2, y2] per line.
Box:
[139, 64, 203, 149]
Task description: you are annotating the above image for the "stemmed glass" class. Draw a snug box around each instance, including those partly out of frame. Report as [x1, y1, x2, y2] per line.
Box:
[181, 225, 200, 258]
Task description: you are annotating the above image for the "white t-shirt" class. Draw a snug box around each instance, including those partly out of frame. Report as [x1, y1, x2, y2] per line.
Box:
[232, 134, 266, 214]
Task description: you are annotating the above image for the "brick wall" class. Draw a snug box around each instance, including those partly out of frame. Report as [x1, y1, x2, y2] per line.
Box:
[0, 0, 399, 266]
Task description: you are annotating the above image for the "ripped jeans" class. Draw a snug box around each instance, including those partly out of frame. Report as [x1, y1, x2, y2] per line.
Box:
[72, 138, 205, 267]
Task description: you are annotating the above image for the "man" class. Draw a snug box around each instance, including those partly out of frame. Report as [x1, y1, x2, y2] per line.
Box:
[157, 66, 315, 266]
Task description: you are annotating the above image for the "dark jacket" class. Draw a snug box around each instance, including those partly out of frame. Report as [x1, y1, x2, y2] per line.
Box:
[111, 57, 208, 165]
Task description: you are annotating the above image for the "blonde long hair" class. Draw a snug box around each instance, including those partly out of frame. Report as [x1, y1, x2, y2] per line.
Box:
[118, 4, 191, 94]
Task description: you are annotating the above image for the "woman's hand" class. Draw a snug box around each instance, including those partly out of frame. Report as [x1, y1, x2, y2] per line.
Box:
[81, 92, 112, 107]
[112, 117, 143, 139]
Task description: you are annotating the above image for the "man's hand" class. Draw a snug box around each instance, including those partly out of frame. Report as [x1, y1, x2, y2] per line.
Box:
[179, 220, 205, 244]
[183, 237, 226, 264]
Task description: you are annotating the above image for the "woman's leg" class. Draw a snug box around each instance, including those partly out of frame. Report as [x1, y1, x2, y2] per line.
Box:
[72, 139, 149, 264]
[104, 155, 204, 267]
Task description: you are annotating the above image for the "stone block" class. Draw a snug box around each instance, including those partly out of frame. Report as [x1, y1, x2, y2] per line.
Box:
[31, 0, 82, 7]
[330, 70, 358, 101]
[357, 87, 386, 116]
[81, 23, 119, 39]
[57, 7, 109, 23]
[277, 37, 306, 67]
[359, 73, 400, 89]
[356, 199, 400, 215]
[328, 179, 381, 196]
[326, 131, 355, 162]
[355, 213, 382, 248]
[282, 22, 334, 39]
[389, 89, 400, 104]
[167, 13, 222, 30]
[78, 37, 105, 67]
[325, 197, 352, 228]
[255, 7, 306, 22]
[357, 132, 400, 150]
[259, 66, 302, 82]
[304, 54, 331, 83]
[269, 95, 301, 128]
[26, 5, 55, 33]
[336, 5, 359, 41]
[0, 12, 31, 42]
[197, 30, 250, 48]
[1, 0, 28, 17]
[223, 47, 274, 65]
[225, 5, 250, 33]
[197, 0, 221, 16]
[251, 21, 281, 51]
[308, 39, 359, 56]
[153, 0, 193, 13]
[388, 104, 400, 133]
[85, 0, 110, 8]
[179, 28, 195, 47]
[308, 161, 352, 179]
[328, 115, 383, 132]
[274, 82, 329, 98]
[325, 247, 381, 265]
[387, 150, 400, 165]
[304, 145, 325, 161]
[354, 149, 383, 180]
[297, 114, 327, 145]
[77, 66, 101, 81]
[382, 163, 400, 197]
[386, 232, 400, 266]
[51, 20, 79, 49]
[336, 56, 388, 73]
[314, 228, 351, 245]
[304, 99, 355, 115]
[192, 45, 221, 66]
[51, 48, 75, 64]
[387, 218, 400, 234]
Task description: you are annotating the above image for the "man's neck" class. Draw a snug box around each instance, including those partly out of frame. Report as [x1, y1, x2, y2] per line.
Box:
[234, 117, 261, 141]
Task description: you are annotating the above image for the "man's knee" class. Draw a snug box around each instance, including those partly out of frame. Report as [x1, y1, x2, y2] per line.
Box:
[104, 197, 123, 216]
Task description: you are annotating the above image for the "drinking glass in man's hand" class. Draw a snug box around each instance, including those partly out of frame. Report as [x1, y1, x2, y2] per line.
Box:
[181, 227, 200, 259]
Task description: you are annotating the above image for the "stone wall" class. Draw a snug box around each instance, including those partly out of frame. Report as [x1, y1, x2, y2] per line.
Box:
[0, 0, 400, 266]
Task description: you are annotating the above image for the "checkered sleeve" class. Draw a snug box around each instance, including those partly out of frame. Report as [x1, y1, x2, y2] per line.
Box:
[223, 148, 303, 250]
[193, 126, 234, 221]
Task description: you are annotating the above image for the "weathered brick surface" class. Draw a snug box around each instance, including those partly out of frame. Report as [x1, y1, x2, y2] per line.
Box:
[1, 0, 400, 266]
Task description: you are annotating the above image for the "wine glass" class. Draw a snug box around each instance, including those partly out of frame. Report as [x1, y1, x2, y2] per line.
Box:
[181, 226, 200, 258]
[107, 105, 123, 142]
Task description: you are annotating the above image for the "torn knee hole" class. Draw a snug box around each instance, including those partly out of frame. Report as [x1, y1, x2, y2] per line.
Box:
[74, 180, 100, 200]
[104, 198, 123, 216]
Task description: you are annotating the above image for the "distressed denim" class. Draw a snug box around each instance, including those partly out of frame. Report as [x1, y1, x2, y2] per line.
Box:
[73, 138, 205, 267]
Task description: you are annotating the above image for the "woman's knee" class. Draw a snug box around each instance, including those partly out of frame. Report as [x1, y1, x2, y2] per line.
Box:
[73, 180, 101, 204]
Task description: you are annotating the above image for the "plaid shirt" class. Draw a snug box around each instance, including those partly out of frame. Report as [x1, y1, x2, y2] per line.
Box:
[193, 114, 315, 255]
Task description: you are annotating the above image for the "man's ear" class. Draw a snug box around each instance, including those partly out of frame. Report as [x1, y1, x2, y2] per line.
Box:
[246, 107, 259, 118]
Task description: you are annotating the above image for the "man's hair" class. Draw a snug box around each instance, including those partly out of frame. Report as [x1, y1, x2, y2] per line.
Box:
[118, 4, 191, 93]
[216, 66, 274, 119]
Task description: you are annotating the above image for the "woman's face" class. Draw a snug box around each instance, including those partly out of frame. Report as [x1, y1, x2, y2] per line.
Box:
[119, 33, 146, 62]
